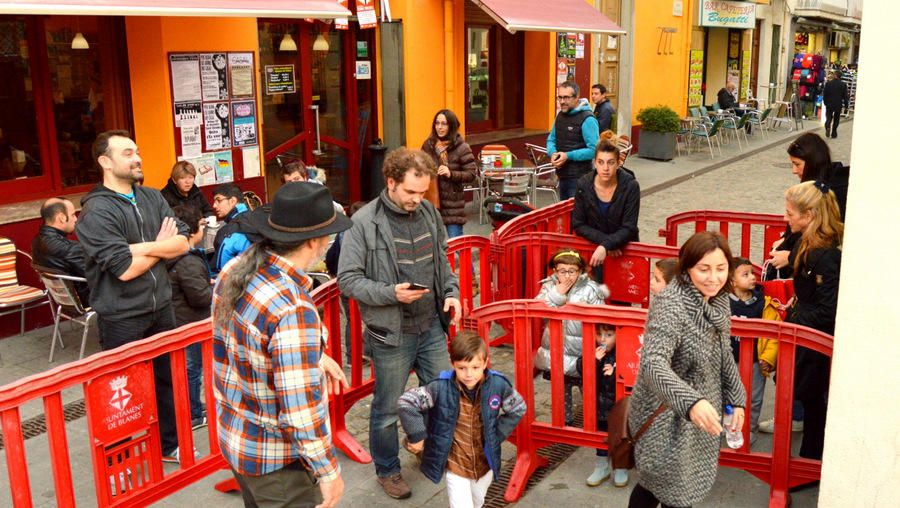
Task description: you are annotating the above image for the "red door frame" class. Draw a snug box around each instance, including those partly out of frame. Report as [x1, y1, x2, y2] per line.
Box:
[263, 20, 361, 203]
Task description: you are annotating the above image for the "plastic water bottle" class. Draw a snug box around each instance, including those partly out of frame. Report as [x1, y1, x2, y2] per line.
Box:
[722, 405, 744, 449]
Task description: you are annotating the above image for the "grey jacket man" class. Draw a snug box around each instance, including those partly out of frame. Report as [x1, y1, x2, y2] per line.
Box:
[337, 192, 459, 346]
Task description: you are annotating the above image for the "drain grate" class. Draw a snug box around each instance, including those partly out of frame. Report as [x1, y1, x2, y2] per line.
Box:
[482, 414, 583, 507]
[0, 399, 86, 451]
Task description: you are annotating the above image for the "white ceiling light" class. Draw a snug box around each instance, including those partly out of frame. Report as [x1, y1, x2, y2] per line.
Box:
[279, 33, 297, 52]
[71, 32, 89, 50]
[313, 34, 330, 52]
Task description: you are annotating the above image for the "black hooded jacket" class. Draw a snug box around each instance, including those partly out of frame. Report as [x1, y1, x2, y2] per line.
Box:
[160, 179, 214, 216]
[31, 224, 90, 303]
[76, 184, 190, 319]
[571, 167, 641, 251]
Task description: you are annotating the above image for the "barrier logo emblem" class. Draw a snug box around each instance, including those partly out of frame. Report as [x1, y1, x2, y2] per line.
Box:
[109, 376, 132, 412]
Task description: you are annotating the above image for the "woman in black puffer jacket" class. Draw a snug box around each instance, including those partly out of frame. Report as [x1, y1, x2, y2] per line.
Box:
[421, 109, 476, 238]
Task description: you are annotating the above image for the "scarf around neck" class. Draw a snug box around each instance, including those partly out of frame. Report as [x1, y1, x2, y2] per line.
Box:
[672, 276, 732, 340]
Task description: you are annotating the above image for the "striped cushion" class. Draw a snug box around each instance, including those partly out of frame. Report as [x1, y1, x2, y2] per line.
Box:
[0, 284, 46, 305]
[0, 237, 17, 289]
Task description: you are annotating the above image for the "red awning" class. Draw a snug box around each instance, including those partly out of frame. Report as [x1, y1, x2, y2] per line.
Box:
[471, 0, 625, 34]
[0, 0, 351, 18]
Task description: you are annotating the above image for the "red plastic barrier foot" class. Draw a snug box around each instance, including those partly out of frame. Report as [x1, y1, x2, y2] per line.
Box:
[215, 477, 239, 493]
[332, 428, 372, 463]
[503, 451, 549, 502]
[769, 488, 789, 508]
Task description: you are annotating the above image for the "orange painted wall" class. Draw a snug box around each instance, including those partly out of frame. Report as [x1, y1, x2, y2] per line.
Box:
[523, 32, 555, 131]
[125, 17, 262, 189]
[631, 1, 694, 120]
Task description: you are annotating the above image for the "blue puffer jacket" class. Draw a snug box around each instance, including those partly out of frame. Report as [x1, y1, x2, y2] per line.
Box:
[397, 369, 526, 484]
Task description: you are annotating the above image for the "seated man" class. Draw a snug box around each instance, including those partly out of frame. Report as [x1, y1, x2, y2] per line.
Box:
[32, 197, 90, 302]
[211, 183, 252, 271]
[717, 81, 738, 111]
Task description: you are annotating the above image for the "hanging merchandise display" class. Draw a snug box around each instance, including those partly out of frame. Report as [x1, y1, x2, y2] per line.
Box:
[791, 52, 825, 119]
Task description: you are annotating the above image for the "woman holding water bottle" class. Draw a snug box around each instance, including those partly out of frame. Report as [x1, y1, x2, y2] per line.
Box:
[627, 231, 746, 508]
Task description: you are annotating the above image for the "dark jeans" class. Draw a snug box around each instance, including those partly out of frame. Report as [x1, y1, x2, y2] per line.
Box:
[628, 483, 690, 508]
[231, 462, 321, 508]
[98, 306, 179, 454]
[559, 178, 579, 200]
[186, 342, 204, 420]
[445, 224, 464, 238]
[798, 394, 827, 460]
[824, 106, 841, 136]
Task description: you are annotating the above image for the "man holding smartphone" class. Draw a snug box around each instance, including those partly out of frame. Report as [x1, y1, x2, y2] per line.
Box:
[338, 147, 461, 500]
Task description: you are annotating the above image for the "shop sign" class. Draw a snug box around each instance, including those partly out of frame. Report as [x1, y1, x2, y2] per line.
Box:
[356, 61, 372, 80]
[335, 0, 349, 30]
[265, 65, 296, 95]
[699, 0, 755, 29]
[357, 0, 377, 29]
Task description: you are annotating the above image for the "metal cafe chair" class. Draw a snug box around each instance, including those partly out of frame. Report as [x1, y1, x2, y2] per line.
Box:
[33, 266, 95, 362]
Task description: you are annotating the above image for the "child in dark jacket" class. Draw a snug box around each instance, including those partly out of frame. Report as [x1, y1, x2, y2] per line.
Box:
[398, 332, 526, 508]
[576, 324, 628, 487]
[166, 205, 213, 429]
[729, 258, 767, 442]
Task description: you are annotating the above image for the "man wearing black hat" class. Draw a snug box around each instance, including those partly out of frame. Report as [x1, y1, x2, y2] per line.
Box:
[337, 147, 462, 500]
[212, 182, 351, 508]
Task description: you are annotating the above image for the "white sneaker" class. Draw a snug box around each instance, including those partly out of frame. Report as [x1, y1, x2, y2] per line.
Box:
[161, 446, 200, 464]
[758, 418, 804, 434]
[613, 468, 630, 487]
[586, 458, 610, 486]
[792, 420, 804, 432]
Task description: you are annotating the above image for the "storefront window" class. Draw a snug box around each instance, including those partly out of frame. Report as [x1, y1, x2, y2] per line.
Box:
[0, 19, 43, 182]
[258, 22, 304, 150]
[466, 27, 490, 125]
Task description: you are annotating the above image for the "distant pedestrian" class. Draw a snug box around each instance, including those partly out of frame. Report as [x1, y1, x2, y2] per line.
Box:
[591, 84, 616, 133]
[571, 139, 640, 282]
[212, 182, 352, 508]
[397, 331, 526, 508]
[547, 80, 600, 199]
[822, 70, 849, 138]
[421, 109, 477, 238]
[627, 231, 745, 508]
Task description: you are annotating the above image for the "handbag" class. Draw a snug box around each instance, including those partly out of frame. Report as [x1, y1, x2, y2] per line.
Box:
[760, 261, 795, 308]
[606, 398, 666, 469]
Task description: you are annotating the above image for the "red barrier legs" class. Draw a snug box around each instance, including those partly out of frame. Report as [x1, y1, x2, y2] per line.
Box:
[329, 395, 372, 463]
[504, 314, 548, 502]
[768, 338, 797, 507]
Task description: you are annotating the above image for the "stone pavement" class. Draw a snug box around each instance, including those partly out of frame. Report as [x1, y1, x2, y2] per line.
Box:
[0, 120, 852, 506]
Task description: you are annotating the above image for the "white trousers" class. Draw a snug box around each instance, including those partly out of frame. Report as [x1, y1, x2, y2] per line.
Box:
[445, 470, 493, 508]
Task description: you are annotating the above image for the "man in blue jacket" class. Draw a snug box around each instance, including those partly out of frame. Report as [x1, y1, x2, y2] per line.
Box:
[546, 80, 600, 200]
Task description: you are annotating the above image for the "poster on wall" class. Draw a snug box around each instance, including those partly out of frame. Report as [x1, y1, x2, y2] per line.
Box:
[688, 50, 704, 107]
[231, 100, 258, 147]
[566, 34, 577, 58]
[180, 123, 202, 159]
[200, 53, 229, 101]
[174, 101, 201, 128]
[228, 53, 255, 98]
[557, 33, 567, 58]
[740, 50, 751, 101]
[212, 150, 234, 183]
[170, 54, 201, 103]
[556, 59, 568, 85]
[566, 59, 576, 81]
[202, 102, 231, 150]
[181, 152, 218, 187]
[242, 146, 261, 179]
[575, 33, 585, 59]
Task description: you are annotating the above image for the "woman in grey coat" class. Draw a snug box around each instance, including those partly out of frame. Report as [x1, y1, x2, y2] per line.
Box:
[628, 232, 746, 508]
[534, 249, 609, 425]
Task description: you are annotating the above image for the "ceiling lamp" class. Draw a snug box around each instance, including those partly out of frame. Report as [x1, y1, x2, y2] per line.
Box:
[313, 34, 330, 52]
[71, 32, 89, 50]
[279, 33, 297, 52]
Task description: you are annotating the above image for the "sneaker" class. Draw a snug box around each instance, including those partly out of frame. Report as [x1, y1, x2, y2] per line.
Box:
[613, 468, 630, 487]
[377, 473, 412, 500]
[792, 420, 804, 432]
[162, 446, 200, 464]
[758, 418, 803, 434]
[191, 416, 208, 430]
[586, 458, 610, 486]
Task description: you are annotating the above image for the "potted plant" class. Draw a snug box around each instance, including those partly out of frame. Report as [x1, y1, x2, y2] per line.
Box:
[636, 105, 681, 161]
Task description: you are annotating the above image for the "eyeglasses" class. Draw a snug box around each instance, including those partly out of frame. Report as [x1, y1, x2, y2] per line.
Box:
[434, 121, 449, 126]
[556, 269, 580, 276]
[557, 95, 575, 101]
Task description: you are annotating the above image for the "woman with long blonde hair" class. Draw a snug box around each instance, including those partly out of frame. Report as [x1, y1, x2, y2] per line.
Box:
[783, 180, 843, 462]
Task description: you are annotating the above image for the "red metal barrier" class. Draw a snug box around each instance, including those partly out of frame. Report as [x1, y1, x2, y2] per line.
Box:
[447, 235, 493, 332]
[471, 300, 833, 507]
[658, 210, 786, 266]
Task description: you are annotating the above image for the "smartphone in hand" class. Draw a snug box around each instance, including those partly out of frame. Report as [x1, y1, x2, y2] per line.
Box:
[407, 283, 429, 291]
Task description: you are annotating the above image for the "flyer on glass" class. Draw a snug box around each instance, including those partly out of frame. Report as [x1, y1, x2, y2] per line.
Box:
[231, 100, 258, 147]
[228, 53, 255, 98]
[200, 53, 229, 101]
[203, 102, 232, 150]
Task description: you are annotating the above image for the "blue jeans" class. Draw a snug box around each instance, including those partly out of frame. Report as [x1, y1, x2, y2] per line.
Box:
[558, 178, 579, 200]
[750, 362, 765, 432]
[445, 224, 464, 238]
[369, 318, 449, 477]
[186, 343, 204, 420]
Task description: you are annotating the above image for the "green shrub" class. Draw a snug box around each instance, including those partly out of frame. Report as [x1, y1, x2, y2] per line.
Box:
[636, 105, 681, 133]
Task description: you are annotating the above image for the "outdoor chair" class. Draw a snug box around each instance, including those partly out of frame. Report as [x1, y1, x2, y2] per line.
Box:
[721, 113, 752, 151]
[532, 162, 559, 203]
[0, 237, 49, 336]
[748, 107, 774, 139]
[770, 94, 801, 131]
[33, 266, 95, 362]
[616, 135, 633, 165]
[691, 118, 724, 159]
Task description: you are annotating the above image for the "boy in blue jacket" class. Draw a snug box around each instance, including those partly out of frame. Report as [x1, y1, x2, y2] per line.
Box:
[398, 332, 526, 507]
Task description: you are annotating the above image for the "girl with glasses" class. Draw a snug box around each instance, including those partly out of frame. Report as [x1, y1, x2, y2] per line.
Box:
[533, 249, 610, 425]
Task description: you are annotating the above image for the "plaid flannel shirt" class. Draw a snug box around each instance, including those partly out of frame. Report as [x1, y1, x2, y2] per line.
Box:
[212, 250, 339, 480]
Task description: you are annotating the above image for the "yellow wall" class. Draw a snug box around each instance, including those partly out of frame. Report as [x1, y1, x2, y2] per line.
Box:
[705, 28, 729, 104]
[125, 17, 263, 189]
[523, 32, 556, 131]
[631, 0, 694, 120]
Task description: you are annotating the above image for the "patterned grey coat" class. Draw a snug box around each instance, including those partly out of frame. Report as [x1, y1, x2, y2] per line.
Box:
[629, 277, 746, 507]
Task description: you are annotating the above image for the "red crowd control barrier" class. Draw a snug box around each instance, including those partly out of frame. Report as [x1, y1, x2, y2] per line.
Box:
[658, 210, 786, 266]
[470, 300, 833, 507]
[447, 235, 493, 332]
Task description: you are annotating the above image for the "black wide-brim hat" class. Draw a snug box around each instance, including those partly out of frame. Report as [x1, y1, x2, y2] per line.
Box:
[247, 182, 352, 243]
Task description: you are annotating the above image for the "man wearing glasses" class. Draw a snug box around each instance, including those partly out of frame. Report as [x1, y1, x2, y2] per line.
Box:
[546, 80, 600, 200]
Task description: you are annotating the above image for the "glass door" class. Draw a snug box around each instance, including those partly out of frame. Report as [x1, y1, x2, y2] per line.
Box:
[465, 26, 492, 132]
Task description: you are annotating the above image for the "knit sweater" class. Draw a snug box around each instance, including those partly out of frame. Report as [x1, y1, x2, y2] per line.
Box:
[629, 278, 746, 507]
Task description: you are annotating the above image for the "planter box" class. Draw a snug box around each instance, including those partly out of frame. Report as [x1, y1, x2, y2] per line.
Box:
[638, 130, 676, 161]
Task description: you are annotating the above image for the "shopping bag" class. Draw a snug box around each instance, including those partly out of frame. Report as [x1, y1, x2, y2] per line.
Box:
[760, 261, 794, 306]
